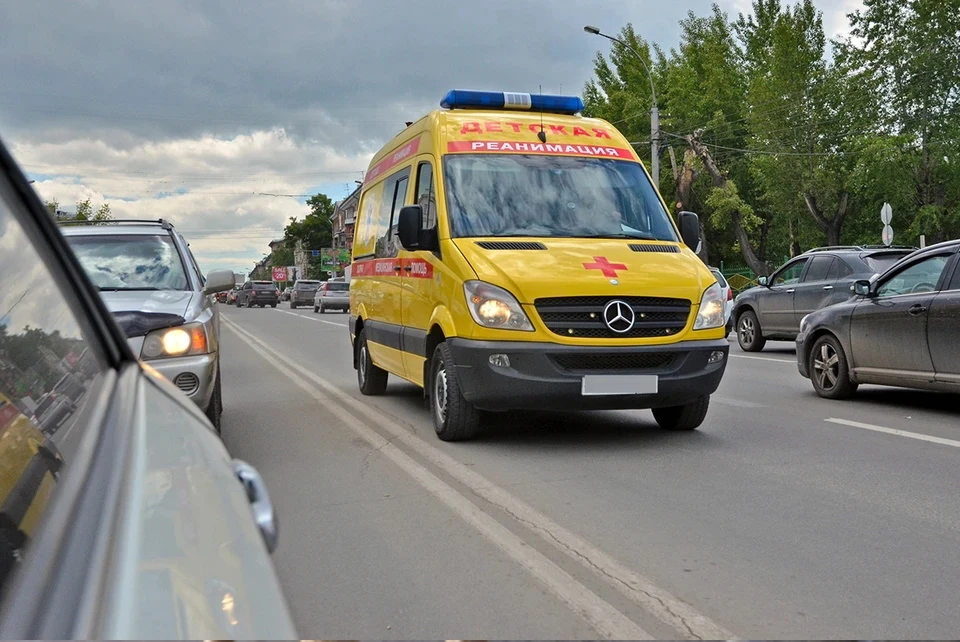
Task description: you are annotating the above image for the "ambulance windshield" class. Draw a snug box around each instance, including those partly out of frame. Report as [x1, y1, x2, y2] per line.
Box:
[442, 154, 679, 242]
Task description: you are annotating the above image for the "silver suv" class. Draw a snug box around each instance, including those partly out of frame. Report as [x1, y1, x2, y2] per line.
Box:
[60, 219, 235, 432]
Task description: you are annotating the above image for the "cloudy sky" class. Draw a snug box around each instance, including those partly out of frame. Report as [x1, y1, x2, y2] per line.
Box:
[0, 0, 861, 276]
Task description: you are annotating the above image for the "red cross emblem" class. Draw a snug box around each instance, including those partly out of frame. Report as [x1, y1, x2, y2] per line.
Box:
[583, 256, 627, 278]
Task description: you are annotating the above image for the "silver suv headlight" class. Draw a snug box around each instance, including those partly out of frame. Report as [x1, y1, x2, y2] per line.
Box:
[463, 280, 533, 331]
[694, 283, 725, 330]
[141, 322, 210, 360]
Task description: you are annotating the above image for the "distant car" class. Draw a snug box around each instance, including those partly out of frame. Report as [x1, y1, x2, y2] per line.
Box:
[289, 279, 321, 309]
[313, 280, 350, 313]
[708, 267, 733, 335]
[237, 280, 279, 308]
[227, 285, 241, 305]
[797, 240, 960, 399]
[280, 287, 291, 302]
[61, 218, 235, 433]
[733, 245, 915, 351]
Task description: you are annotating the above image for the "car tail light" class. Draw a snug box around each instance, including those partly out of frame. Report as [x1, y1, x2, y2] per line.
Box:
[727, 288, 733, 300]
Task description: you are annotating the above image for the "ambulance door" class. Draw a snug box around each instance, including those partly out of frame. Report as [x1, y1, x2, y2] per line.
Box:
[364, 167, 410, 378]
[400, 159, 441, 385]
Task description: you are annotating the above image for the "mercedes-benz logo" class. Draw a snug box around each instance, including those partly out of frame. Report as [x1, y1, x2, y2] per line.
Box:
[602, 300, 635, 333]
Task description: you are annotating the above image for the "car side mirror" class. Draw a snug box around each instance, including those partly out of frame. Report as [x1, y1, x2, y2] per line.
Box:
[853, 279, 874, 297]
[397, 205, 439, 252]
[758, 275, 769, 287]
[204, 270, 236, 295]
[678, 211, 701, 253]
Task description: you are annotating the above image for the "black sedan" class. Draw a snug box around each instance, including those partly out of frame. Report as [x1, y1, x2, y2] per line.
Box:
[796, 239, 960, 398]
[733, 245, 913, 351]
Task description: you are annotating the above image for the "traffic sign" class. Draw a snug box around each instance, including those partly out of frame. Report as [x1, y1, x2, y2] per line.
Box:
[880, 202, 893, 224]
[882, 224, 894, 246]
[311, 250, 320, 257]
[271, 266, 288, 281]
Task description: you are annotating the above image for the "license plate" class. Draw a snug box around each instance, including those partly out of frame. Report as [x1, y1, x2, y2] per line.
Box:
[581, 374, 658, 396]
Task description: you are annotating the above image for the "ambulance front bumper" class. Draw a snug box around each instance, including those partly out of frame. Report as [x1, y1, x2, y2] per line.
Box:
[446, 338, 728, 411]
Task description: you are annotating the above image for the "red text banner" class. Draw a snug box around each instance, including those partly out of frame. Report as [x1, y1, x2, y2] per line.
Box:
[447, 140, 633, 159]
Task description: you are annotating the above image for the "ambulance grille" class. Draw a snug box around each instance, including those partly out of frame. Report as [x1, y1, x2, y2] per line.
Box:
[534, 296, 691, 339]
[629, 244, 680, 253]
[551, 352, 677, 372]
[475, 241, 547, 250]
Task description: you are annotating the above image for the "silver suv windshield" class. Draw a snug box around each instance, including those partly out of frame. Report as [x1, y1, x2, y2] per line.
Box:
[442, 155, 678, 241]
[66, 234, 189, 291]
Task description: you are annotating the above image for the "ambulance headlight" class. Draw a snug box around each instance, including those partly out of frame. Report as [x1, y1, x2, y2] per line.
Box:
[463, 281, 534, 331]
[694, 283, 725, 330]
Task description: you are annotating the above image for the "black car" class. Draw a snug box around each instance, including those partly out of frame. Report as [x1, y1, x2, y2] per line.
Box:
[237, 280, 278, 307]
[797, 239, 960, 398]
[732, 245, 914, 351]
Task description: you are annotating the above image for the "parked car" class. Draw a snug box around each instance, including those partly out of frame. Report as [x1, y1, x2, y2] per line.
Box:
[60, 219, 235, 433]
[708, 267, 733, 335]
[313, 280, 350, 313]
[732, 245, 915, 351]
[797, 239, 960, 398]
[237, 280, 279, 308]
[288, 279, 321, 309]
[0, 138, 294, 639]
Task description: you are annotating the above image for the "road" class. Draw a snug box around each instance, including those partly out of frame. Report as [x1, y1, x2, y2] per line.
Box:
[218, 303, 960, 639]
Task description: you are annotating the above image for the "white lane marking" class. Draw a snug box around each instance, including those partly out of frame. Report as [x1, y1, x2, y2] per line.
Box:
[224, 317, 734, 640]
[714, 397, 767, 409]
[826, 418, 960, 449]
[275, 308, 347, 327]
[729, 354, 794, 364]
[222, 318, 651, 639]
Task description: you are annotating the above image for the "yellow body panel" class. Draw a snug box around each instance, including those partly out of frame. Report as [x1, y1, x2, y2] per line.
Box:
[350, 106, 722, 386]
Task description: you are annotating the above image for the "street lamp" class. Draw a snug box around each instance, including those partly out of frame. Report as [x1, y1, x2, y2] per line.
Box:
[583, 25, 660, 187]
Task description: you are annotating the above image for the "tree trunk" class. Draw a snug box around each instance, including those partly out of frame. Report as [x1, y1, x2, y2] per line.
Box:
[803, 192, 849, 247]
[686, 130, 771, 275]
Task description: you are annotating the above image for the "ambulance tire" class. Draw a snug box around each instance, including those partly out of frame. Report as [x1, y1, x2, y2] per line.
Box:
[652, 395, 710, 431]
[357, 328, 388, 395]
[430, 342, 481, 442]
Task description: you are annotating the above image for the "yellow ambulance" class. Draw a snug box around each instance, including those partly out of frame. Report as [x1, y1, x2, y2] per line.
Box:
[348, 90, 728, 441]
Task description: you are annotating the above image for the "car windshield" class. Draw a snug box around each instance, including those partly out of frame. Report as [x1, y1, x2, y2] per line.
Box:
[710, 270, 728, 288]
[326, 282, 349, 291]
[442, 155, 678, 241]
[66, 234, 189, 291]
[864, 252, 910, 273]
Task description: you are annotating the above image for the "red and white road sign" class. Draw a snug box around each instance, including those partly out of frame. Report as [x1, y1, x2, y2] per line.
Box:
[272, 266, 288, 281]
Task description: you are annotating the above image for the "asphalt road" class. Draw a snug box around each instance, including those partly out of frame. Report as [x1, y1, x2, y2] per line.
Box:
[218, 303, 960, 639]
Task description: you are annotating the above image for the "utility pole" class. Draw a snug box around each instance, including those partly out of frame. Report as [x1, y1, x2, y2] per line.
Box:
[584, 25, 660, 188]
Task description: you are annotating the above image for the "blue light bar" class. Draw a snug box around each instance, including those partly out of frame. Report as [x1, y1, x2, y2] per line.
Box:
[440, 90, 585, 115]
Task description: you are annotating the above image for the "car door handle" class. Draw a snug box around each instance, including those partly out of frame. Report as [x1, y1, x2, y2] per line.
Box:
[786, 289, 795, 294]
[233, 459, 278, 553]
[822, 285, 833, 290]
[908, 304, 927, 316]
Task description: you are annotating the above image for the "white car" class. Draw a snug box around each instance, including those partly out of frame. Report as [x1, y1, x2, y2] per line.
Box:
[709, 267, 733, 335]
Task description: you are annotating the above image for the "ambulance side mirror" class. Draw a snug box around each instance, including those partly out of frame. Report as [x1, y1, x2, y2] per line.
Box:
[397, 205, 438, 252]
[678, 211, 702, 254]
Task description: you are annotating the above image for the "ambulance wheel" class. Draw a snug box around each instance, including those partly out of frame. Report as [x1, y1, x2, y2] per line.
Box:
[357, 328, 388, 396]
[430, 342, 481, 442]
[652, 396, 710, 431]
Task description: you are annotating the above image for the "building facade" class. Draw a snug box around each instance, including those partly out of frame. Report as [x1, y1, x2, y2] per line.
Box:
[331, 185, 360, 252]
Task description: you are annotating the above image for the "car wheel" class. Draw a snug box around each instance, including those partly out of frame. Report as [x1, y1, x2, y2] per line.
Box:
[205, 370, 223, 435]
[357, 328, 388, 395]
[809, 334, 858, 400]
[737, 310, 766, 352]
[319, 303, 325, 314]
[271, 303, 277, 308]
[313, 305, 319, 313]
[652, 396, 710, 431]
[430, 342, 481, 441]
[290, 301, 297, 309]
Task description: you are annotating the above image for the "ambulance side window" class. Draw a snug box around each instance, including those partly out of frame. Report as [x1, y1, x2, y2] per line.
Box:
[375, 168, 410, 259]
[415, 162, 437, 230]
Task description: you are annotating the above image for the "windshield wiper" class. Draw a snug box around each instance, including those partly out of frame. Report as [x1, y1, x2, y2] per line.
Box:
[582, 233, 661, 241]
[98, 287, 165, 292]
